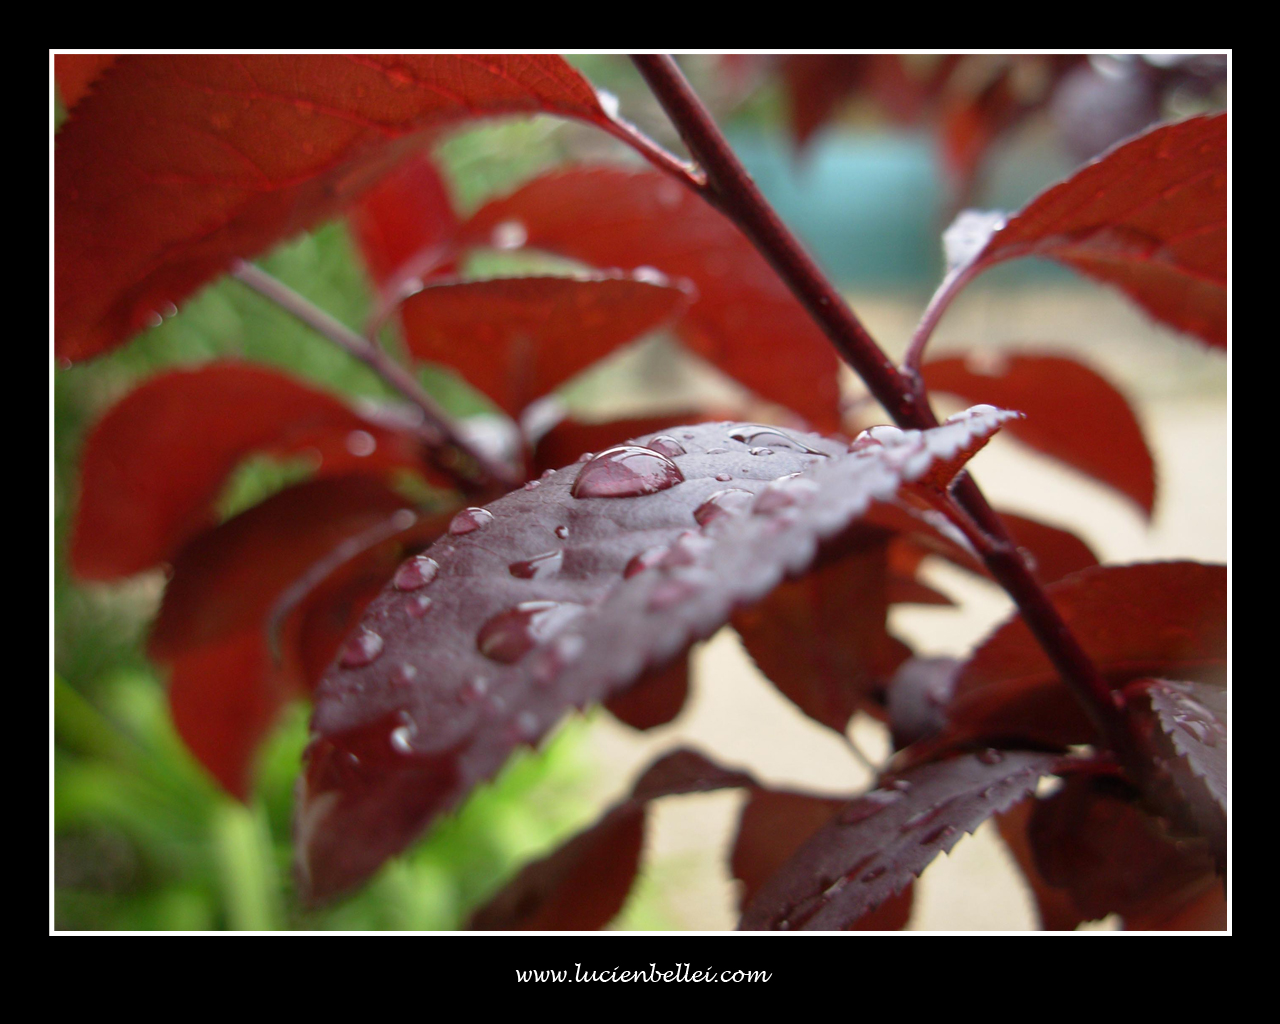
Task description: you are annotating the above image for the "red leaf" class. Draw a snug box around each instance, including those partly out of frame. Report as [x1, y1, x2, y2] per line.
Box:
[54, 54, 119, 111]
[459, 166, 844, 431]
[947, 561, 1227, 750]
[149, 477, 432, 798]
[948, 114, 1227, 348]
[398, 274, 692, 418]
[469, 747, 753, 930]
[998, 512, 1099, 585]
[55, 54, 628, 361]
[347, 150, 459, 303]
[604, 657, 691, 731]
[1029, 774, 1221, 928]
[739, 750, 1060, 930]
[298, 408, 1018, 900]
[731, 787, 915, 930]
[994, 798, 1088, 931]
[924, 352, 1156, 516]
[70, 362, 425, 580]
[732, 532, 909, 733]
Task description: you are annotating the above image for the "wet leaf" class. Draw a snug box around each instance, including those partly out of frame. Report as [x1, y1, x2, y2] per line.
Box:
[398, 273, 691, 418]
[70, 362, 427, 581]
[459, 166, 845, 430]
[55, 54, 639, 361]
[731, 787, 915, 930]
[943, 114, 1227, 348]
[298, 407, 1018, 900]
[739, 750, 1060, 930]
[924, 352, 1156, 516]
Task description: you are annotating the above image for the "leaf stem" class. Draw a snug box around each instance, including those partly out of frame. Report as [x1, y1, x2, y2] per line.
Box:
[630, 54, 1137, 764]
[229, 260, 517, 494]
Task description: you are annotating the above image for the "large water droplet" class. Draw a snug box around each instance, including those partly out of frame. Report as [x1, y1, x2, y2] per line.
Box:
[647, 435, 686, 457]
[393, 555, 439, 591]
[491, 219, 527, 250]
[477, 601, 585, 663]
[345, 430, 377, 457]
[509, 549, 563, 580]
[693, 487, 754, 527]
[449, 507, 495, 535]
[571, 445, 685, 499]
[339, 627, 384, 667]
[728, 425, 829, 456]
[977, 748, 1004, 765]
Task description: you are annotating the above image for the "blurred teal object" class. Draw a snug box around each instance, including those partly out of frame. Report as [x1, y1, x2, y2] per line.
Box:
[727, 128, 1080, 290]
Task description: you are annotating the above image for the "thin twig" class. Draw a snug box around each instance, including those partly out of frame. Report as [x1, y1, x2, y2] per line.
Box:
[230, 259, 517, 494]
[630, 55, 1136, 763]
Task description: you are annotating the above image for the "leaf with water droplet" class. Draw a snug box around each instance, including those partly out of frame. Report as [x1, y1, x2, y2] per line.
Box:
[299, 410, 1018, 900]
[739, 750, 1061, 930]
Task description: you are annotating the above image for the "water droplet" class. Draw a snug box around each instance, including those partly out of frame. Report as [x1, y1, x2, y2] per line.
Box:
[859, 865, 887, 884]
[390, 713, 417, 754]
[714, 473, 733, 482]
[577, 451, 594, 463]
[595, 87, 620, 118]
[753, 474, 819, 514]
[449, 507, 495, 535]
[888, 778, 913, 792]
[540, 468, 557, 479]
[705, 447, 729, 455]
[822, 877, 849, 899]
[491, 219, 527, 250]
[509, 549, 563, 579]
[477, 601, 585, 663]
[922, 824, 958, 846]
[393, 555, 439, 591]
[395, 663, 418, 684]
[647, 435, 686, 457]
[977, 748, 1004, 765]
[530, 633, 585, 687]
[748, 447, 774, 457]
[624, 545, 668, 578]
[514, 710, 540, 740]
[840, 790, 901, 824]
[693, 488, 754, 527]
[407, 594, 434, 617]
[523, 479, 541, 490]
[458, 676, 489, 704]
[554, 525, 570, 540]
[339, 627, 383, 667]
[571, 445, 685, 499]
[728, 425, 829, 456]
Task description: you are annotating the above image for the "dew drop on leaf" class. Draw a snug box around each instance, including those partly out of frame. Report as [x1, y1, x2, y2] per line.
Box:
[449, 507, 495, 535]
[647, 435, 687, 457]
[407, 594, 434, 618]
[476, 601, 586, 664]
[339, 627, 384, 668]
[693, 487, 755, 527]
[509, 549, 564, 580]
[393, 555, 439, 591]
[570, 445, 685, 499]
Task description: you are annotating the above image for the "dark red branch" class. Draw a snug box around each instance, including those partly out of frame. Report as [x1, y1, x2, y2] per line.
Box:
[630, 54, 1137, 765]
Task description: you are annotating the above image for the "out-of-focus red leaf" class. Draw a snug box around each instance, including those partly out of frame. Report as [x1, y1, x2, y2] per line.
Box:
[398, 274, 691, 418]
[733, 533, 908, 733]
[946, 114, 1227, 348]
[459, 166, 844, 431]
[739, 750, 1060, 930]
[1122, 876, 1227, 930]
[298, 408, 1018, 900]
[778, 55, 880, 145]
[55, 54, 636, 361]
[994, 798, 1088, 931]
[1029, 775, 1221, 929]
[70, 362, 426, 580]
[604, 656, 690, 730]
[348, 150, 459, 305]
[469, 748, 754, 930]
[149, 477, 436, 798]
[999, 512, 1099, 585]
[731, 787, 915, 930]
[55, 54, 119, 111]
[943, 562, 1226, 750]
[924, 352, 1156, 517]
